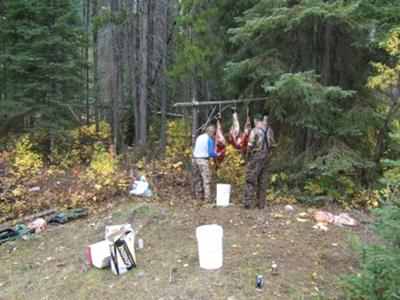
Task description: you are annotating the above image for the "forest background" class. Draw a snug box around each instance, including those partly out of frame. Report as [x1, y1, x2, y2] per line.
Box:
[1, 0, 399, 203]
[0, 0, 400, 297]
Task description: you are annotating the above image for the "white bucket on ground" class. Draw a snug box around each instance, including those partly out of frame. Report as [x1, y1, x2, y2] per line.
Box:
[196, 224, 223, 270]
[216, 184, 231, 206]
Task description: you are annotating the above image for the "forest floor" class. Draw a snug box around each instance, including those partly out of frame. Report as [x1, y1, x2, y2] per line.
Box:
[0, 171, 377, 300]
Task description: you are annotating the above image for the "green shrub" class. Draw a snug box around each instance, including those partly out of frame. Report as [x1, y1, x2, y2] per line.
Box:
[299, 142, 372, 205]
[340, 198, 400, 299]
[341, 132, 400, 299]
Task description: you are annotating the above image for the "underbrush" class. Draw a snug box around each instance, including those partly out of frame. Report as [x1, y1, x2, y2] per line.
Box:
[340, 198, 400, 299]
[1, 121, 398, 221]
[340, 132, 400, 299]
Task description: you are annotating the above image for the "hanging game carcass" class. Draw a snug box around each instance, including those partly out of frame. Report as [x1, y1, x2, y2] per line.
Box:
[214, 116, 226, 163]
[228, 108, 251, 154]
[229, 110, 241, 149]
[241, 108, 251, 154]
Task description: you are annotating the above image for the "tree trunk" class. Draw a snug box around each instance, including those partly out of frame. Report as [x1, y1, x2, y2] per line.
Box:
[110, 0, 122, 150]
[312, 18, 318, 72]
[183, 107, 189, 146]
[304, 129, 313, 164]
[92, 0, 100, 133]
[118, 3, 125, 149]
[127, 0, 139, 144]
[189, 4, 199, 147]
[0, 0, 5, 104]
[321, 0, 335, 86]
[84, 0, 90, 125]
[192, 98, 199, 148]
[183, 79, 190, 146]
[139, 0, 149, 145]
[159, 0, 168, 158]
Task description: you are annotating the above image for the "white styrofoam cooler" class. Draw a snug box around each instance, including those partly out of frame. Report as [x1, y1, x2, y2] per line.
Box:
[88, 240, 111, 268]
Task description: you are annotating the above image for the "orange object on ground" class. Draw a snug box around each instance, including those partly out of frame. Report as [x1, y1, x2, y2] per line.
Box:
[313, 211, 335, 224]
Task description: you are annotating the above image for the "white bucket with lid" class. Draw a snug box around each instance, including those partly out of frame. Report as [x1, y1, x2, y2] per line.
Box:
[216, 184, 231, 206]
[196, 224, 223, 270]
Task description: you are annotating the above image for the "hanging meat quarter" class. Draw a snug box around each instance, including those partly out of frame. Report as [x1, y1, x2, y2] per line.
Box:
[214, 115, 226, 164]
[229, 109, 242, 150]
[240, 108, 251, 154]
[228, 107, 251, 154]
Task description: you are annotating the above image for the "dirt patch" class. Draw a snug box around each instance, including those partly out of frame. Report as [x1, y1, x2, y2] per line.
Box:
[0, 195, 375, 299]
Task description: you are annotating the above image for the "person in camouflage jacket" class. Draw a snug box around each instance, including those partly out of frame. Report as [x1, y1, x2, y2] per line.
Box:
[243, 113, 276, 209]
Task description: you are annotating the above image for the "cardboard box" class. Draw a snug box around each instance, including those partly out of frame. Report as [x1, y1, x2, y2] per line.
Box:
[105, 224, 133, 239]
[108, 230, 137, 275]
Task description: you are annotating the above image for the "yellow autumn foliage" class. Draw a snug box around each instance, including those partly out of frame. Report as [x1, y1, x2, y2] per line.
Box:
[216, 145, 246, 187]
[166, 119, 191, 162]
[350, 190, 381, 208]
[304, 180, 323, 195]
[88, 143, 116, 175]
[70, 121, 111, 141]
[367, 27, 400, 90]
[50, 121, 111, 167]
[13, 135, 43, 176]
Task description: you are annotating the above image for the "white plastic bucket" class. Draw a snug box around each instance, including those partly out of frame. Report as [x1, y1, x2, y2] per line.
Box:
[196, 224, 223, 270]
[216, 184, 231, 207]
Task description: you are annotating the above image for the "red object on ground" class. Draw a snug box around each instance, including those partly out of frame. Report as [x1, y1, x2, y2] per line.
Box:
[214, 117, 226, 163]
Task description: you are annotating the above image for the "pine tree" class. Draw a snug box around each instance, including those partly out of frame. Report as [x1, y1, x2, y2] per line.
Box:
[0, 0, 85, 136]
[224, 0, 400, 195]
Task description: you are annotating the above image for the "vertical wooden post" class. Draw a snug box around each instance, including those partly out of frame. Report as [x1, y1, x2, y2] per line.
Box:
[191, 97, 199, 147]
[183, 107, 189, 146]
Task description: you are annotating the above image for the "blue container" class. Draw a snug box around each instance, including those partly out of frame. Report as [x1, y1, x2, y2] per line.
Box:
[256, 274, 263, 289]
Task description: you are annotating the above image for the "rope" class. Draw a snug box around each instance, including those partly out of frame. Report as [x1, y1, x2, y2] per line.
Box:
[195, 105, 230, 133]
[196, 106, 216, 133]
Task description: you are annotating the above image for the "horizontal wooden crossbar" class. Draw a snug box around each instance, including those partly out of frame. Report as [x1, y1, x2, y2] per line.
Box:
[172, 97, 268, 107]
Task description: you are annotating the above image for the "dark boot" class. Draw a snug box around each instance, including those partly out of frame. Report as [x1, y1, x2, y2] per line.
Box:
[257, 201, 266, 209]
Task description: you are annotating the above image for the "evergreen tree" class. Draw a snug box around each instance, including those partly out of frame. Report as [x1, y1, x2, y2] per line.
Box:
[224, 0, 400, 197]
[341, 130, 400, 299]
[0, 0, 85, 136]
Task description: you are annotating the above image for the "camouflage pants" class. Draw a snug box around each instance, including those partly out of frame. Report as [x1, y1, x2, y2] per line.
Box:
[245, 152, 270, 208]
[192, 158, 212, 202]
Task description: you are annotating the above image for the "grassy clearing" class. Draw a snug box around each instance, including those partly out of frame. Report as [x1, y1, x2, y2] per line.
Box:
[0, 198, 374, 299]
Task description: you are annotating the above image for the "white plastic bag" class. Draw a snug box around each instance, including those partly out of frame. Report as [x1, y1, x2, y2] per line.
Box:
[129, 176, 152, 197]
